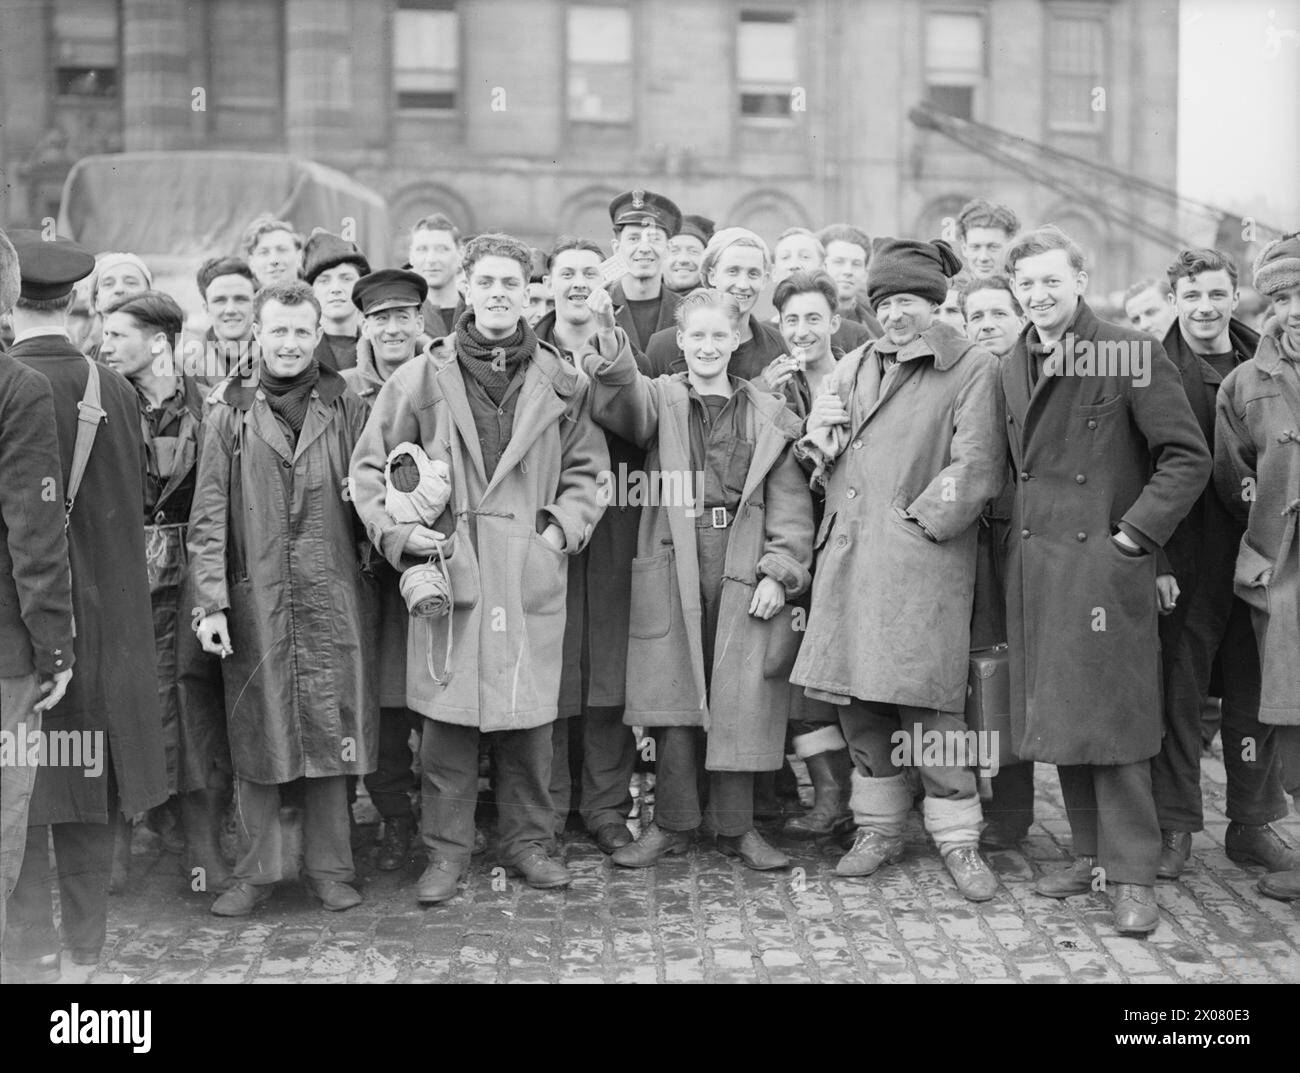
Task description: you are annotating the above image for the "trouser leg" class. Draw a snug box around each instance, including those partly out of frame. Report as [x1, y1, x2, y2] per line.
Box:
[50, 819, 114, 954]
[492, 723, 556, 866]
[580, 705, 636, 832]
[364, 707, 418, 822]
[1275, 725, 1300, 800]
[1056, 764, 1100, 858]
[984, 762, 1035, 834]
[0, 673, 42, 943]
[1093, 761, 1160, 888]
[301, 776, 354, 884]
[838, 700, 911, 839]
[419, 720, 479, 868]
[4, 825, 56, 960]
[231, 778, 284, 885]
[892, 705, 983, 852]
[549, 716, 572, 834]
[707, 771, 754, 837]
[652, 726, 702, 833]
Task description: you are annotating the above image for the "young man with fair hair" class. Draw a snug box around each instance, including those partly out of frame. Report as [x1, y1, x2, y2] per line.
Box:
[816, 223, 883, 336]
[241, 215, 303, 288]
[1123, 277, 1176, 339]
[408, 214, 465, 337]
[956, 198, 1020, 280]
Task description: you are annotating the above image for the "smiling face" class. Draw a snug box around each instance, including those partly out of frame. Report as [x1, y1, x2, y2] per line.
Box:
[677, 304, 739, 389]
[363, 305, 423, 369]
[94, 265, 148, 314]
[823, 240, 869, 305]
[875, 293, 937, 348]
[772, 233, 823, 284]
[548, 248, 603, 327]
[467, 254, 527, 339]
[204, 273, 256, 341]
[1268, 282, 1300, 352]
[312, 263, 362, 323]
[963, 287, 1025, 358]
[254, 298, 322, 378]
[1013, 249, 1086, 339]
[961, 226, 1012, 280]
[248, 228, 301, 287]
[778, 290, 839, 363]
[614, 223, 669, 281]
[1174, 270, 1238, 351]
[707, 244, 768, 317]
[99, 310, 157, 381]
[1124, 285, 1175, 337]
[409, 228, 461, 290]
[664, 235, 705, 290]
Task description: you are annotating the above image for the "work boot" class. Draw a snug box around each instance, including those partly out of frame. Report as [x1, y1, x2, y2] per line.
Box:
[1225, 822, 1298, 872]
[834, 829, 905, 877]
[1112, 883, 1160, 935]
[309, 879, 363, 912]
[1035, 855, 1097, 898]
[416, 859, 463, 905]
[611, 823, 692, 868]
[943, 845, 998, 901]
[717, 828, 790, 871]
[376, 816, 415, 872]
[783, 749, 853, 839]
[211, 880, 273, 917]
[181, 788, 234, 892]
[1, 952, 60, 984]
[1156, 829, 1191, 880]
[593, 822, 633, 854]
[1257, 867, 1300, 901]
[507, 850, 571, 889]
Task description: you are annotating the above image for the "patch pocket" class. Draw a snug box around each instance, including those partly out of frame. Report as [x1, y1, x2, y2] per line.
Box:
[1079, 395, 1123, 418]
[628, 548, 675, 639]
[441, 534, 481, 610]
[520, 532, 567, 615]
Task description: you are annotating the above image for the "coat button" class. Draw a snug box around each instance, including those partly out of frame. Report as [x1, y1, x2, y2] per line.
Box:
[1020, 471, 1031, 481]
[1076, 532, 1087, 541]
[836, 535, 848, 548]
[852, 440, 863, 450]
[1075, 474, 1086, 484]
[1087, 419, 1098, 429]
[1021, 528, 1030, 539]
[846, 488, 857, 499]
[281, 460, 291, 469]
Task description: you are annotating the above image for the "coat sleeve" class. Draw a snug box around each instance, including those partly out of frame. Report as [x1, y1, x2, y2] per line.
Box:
[756, 441, 815, 598]
[348, 370, 423, 571]
[905, 352, 1007, 543]
[1212, 372, 1255, 530]
[0, 369, 75, 676]
[187, 407, 235, 617]
[540, 373, 611, 554]
[1120, 342, 1212, 549]
[579, 327, 663, 449]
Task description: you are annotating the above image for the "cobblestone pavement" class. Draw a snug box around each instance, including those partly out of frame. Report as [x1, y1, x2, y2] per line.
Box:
[41, 752, 1300, 984]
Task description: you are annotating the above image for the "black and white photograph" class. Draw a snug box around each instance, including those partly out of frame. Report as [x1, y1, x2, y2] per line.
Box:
[0, 0, 1297, 1024]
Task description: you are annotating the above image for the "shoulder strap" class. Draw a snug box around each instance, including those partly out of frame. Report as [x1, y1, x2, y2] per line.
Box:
[66, 356, 106, 521]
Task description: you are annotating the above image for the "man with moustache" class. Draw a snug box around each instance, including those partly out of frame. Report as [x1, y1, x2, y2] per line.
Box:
[605, 190, 684, 356]
[1150, 248, 1294, 880]
[817, 223, 884, 337]
[771, 228, 875, 354]
[194, 257, 257, 390]
[663, 215, 715, 294]
[957, 198, 1020, 280]
[241, 215, 304, 289]
[1123, 277, 1177, 339]
[304, 230, 371, 373]
[408, 214, 464, 337]
[342, 269, 429, 871]
[1004, 226, 1209, 935]
[645, 228, 785, 381]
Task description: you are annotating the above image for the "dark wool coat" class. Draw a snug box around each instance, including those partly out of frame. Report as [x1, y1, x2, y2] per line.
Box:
[790, 322, 1006, 712]
[1002, 301, 1211, 765]
[581, 329, 814, 771]
[188, 364, 379, 784]
[1213, 320, 1300, 726]
[349, 336, 609, 731]
[9, 336, 168, 823]
[608, 279, 683, 355]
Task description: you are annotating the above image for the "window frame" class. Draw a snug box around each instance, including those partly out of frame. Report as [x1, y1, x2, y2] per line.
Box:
[392, 0, 462, 115]
[50, 0, 121, 101]
[922, 5, 988, 123]
[1044, 1, 1109, 135]
[564, 1, 636, 127]
[736, 6, 801, 128]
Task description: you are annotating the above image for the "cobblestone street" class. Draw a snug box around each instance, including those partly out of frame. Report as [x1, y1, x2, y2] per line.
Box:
[47, 753, 1299, 985]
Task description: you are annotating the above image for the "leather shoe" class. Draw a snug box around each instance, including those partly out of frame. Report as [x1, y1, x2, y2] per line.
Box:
[717, 829, 790, 871]
[943, 845, 998, 901]
[211, 880, 273, 917]
[1156, 829, 1192, 879]
[980, 821, 1029, 852]
[376, 816, 415, 871]
[1225, 822, 1298, 872]
[417, 859, 463, 905]
[612, 823, 692, 868]
[1035, 855, 1097, 898]
[593, 822, 633, 854]
[1112, 883, 1160, 935]
[834, 829, 905, 876]
[68, 947, 101, 966]
[1, 952, 60, 983]
[309, 879, 363, 911]
[507, 851, 571, 889]
[1257, 866, 1300, 901]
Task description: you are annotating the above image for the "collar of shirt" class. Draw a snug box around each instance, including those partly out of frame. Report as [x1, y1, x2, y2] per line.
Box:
[12, 325, 72, 346]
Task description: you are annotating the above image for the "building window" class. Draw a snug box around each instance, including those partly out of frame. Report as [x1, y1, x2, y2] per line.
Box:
[738, 10, 797, 120]
[394, 0, 459, 111]
[924, 10, 984, 120]
[206, 0, 285, 145]
[567, 4, 633, 123]
[1047, 10, 1106, 131]
[53, 0, 119, 97]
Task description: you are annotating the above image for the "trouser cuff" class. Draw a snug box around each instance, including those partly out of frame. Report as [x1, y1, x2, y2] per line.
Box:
[849, 771, 912, 836]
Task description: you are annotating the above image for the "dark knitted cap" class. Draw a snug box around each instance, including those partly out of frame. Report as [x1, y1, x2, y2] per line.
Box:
[1253, 232, 1300, 298]
[303, 229, 371, 284]
[867, 238, 963, 308]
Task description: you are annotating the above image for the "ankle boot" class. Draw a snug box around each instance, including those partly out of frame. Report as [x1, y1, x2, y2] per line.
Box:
[784, 749, 853, 839]
[181, 788, 233, 893]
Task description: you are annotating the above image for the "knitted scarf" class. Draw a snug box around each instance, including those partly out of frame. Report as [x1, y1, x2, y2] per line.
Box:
[261, 358, 319, 448]
[454, 310, 537, 404]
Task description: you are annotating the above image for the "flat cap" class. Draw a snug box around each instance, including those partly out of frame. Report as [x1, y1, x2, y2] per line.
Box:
[6, 229, 96, 301]
[352, 268, 429, 315]
[675, 214, 716, 246]
[609, 189, 682, 236]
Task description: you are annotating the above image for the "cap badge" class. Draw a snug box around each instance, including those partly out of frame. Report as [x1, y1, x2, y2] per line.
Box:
[631, 190, 645, 209]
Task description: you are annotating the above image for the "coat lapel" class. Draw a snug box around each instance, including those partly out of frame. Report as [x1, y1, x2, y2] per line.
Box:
[248, 398, 294, 463]
[432, 354, 488, 486]
[482, 350, 566, 500]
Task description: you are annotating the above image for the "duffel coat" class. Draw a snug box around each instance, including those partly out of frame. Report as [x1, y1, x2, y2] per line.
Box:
[349, 335, 609, 731]
[790, 322, 1005, 712]
[1213, 319, 1300, 726]
[188, 364, 379, 784]
[9, 335, 168, 823]
[1002, 301, 1211, 765]
[580, 329, 814, 771]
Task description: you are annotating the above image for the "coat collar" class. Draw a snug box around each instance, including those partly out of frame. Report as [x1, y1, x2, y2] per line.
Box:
[218, 360, 350, 411]
[1251, 318, 1300, 378]
[874, 319, 976, 372]
[1161, 317, 1261, 387]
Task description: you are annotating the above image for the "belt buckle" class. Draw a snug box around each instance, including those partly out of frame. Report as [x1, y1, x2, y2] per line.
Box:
[711, 506, 728, 529]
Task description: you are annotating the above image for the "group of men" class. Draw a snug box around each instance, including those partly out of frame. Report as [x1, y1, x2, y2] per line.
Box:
[1, 186, 1298, 984]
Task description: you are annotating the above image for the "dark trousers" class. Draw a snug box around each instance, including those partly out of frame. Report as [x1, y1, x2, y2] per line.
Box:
[421, 720, 552, 868]
[839, 701, 977, 799]
[364, 707, 421, 822]
[232, 776, 353, 885]
[652, 725, 753, 836]
[551, 706, 637, 833]
[1057, 761, 1160, 887]
[5, 820, 114, 960]
[985, 762, 1036, 834]
[1153, 591, 1287, 830]
[1278, 725, 1300, 799]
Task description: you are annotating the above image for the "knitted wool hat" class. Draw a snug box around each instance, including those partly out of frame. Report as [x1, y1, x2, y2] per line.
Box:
[0, 230, 18, 315]
[700, 226, 771, 280]
[88, 251, 152, 304]
[1252, 232, 1300, 298]
[302, 229, 371, 284]
[867, 238, 963, 309]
